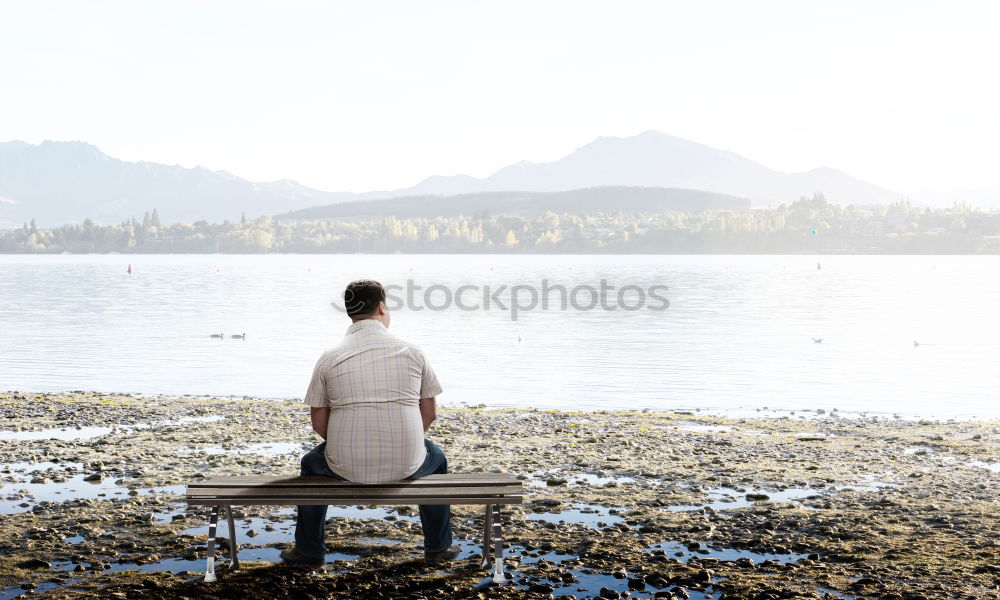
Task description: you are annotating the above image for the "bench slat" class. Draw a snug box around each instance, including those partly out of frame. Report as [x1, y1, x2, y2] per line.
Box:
[184, 472, 523, 510]
[189, 485, 521, 498]
[188, 474, 519, 488]
[187, 496, 523, 506]
[193, 473, 510, 480]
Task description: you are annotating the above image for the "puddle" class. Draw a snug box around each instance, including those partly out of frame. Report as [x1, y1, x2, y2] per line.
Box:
[363, 537, 410, 547]
[571, 473, 636, 486]
[970, 460, 1000, 473]
[0, 462, 85, 485]
[182, 442, 308, 457]
[0, 475, 185, 514]
[816, 585, 856, 599]
[237, 547, 360, 564]
[0, 426, 113, 442]
[326, 505, 420, 522]
[470, 541, 725, 600]
[0, 581, 64, 599]
[677, 421, 734, 433]
[523, 471, 636, 488]
[0, 416, 229, 446]
[664, 480, 900, 513]
[834, 480, 898, 492]
[2, 461, 83, 473]
[181, 507, 419, 545]
[526, 504, 624, 528]
[171, 416, 225, 425]
[794, 432, 832, 440]
[646, 541, 807, 564]
[153, 504, 187, 524]
[476, 574, 722, 600]
[664, 486, 820, 512]
[53, 557, 199, 574]
[517, 549, 578, 564]
[51, 545, 361, 576]
[570, 573, 721, 599]
[905, 447, 1000, 473]
[182, 516, 296, 545]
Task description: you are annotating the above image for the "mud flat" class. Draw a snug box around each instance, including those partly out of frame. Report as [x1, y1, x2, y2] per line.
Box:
[2, 391, 1000, 600]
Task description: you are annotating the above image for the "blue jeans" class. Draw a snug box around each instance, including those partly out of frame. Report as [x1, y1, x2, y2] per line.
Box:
[293, 440, 453, 557]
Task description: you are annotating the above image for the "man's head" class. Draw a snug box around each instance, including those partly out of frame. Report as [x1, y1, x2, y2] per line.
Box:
[344, 279, 389, 328]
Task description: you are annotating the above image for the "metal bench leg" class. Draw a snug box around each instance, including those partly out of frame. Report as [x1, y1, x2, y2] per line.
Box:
[481, 504, 493, 569]
[226, 505, 240, 570]
[204, 505, 220, 582]
[491, 504, 506, 583]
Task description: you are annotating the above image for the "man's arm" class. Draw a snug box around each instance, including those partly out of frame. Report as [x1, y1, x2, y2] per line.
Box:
[304, 354, 331, 440]
[419, 397, 436, 432]
[310, 406, 330, 440]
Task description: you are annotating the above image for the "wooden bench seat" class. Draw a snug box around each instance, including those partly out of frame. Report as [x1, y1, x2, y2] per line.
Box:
[185, 473, 524, 583]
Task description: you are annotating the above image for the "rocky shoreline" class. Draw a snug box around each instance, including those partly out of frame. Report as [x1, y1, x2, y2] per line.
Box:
[2, 391, 1000, 600]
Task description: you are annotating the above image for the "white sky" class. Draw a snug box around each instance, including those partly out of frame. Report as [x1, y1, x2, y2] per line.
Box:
[1, 0, 998, 195]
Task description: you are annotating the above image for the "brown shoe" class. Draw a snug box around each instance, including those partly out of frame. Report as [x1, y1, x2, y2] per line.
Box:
[279, 547, 324, 567]
[424, 545, 462, 565]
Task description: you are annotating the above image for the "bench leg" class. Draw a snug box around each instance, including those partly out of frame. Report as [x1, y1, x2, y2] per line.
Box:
[480, 504, 493, 569]
[226, 505, 240, 570]
[491, 504, 506, 583]
[204, 505, 220, 582]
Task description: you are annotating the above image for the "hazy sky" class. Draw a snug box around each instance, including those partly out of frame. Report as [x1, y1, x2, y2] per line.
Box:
[1, 0, 997, 195]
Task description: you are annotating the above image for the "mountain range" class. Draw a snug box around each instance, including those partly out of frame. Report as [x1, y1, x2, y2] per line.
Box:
[279, 186, 749, 221]
[400, 130, 902, 206]
[0, 131, 906, 227]
[0, 140, 349, 227]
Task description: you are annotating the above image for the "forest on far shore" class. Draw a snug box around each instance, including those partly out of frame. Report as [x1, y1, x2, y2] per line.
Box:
[3, 194, 999, 254]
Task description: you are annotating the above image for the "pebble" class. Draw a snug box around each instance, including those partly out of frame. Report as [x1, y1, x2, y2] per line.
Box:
[16, 558, 51, 569]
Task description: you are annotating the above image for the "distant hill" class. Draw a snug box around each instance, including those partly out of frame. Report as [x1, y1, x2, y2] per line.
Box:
[399, 130, 902, 206]
[0, 131, 903, 228]
[0, 140, 352, 227]
[278, 186, 749, 221]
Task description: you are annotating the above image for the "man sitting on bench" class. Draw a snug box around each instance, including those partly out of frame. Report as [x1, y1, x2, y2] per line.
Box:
[279, 279, 461, 567]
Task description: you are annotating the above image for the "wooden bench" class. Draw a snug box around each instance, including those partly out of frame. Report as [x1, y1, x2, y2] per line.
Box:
[185, 473, 523, 583]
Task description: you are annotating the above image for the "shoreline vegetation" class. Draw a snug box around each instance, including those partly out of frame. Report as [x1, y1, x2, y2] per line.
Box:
[4, 195, 1000, 255]
[2, 392, 1000, 599]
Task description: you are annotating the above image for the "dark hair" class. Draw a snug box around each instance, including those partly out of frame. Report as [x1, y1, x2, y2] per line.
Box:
[344, 279, 386, 317]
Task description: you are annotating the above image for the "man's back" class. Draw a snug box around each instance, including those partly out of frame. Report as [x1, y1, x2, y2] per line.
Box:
[304, 319, 442, 483]
[286, 279, 458, 566]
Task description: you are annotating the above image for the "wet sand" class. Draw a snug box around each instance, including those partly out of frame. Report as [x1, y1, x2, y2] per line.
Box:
[2, 391, 1000, 599]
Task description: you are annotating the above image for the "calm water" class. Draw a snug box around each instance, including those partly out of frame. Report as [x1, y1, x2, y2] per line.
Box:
[1, 254, 998, 419]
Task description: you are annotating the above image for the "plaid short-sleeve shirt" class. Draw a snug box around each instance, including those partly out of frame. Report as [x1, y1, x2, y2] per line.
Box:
[304, 319, 443, 483]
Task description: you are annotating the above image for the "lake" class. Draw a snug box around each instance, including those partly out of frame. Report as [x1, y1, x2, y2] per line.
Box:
[1, 254, 998, 419]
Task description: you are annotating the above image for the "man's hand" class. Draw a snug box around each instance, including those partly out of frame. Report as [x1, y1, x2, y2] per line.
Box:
[419, 397, 436, 432]
[310, 406, 330, 440]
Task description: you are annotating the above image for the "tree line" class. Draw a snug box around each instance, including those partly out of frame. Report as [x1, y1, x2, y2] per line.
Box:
[3, 195, 1000, 254]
